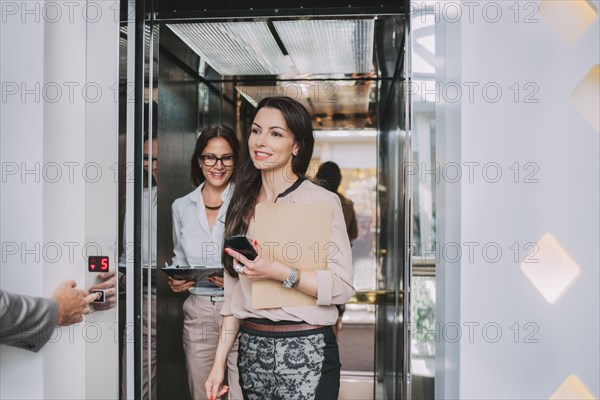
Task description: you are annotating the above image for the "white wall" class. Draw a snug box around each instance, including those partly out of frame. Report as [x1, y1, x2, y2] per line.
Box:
[314, 140, 377, 168]
[436, 1, 599, 399]
[0, 1, 119, 398]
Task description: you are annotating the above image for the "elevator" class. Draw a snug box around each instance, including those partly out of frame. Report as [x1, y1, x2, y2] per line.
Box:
[116, 1, 419, 399]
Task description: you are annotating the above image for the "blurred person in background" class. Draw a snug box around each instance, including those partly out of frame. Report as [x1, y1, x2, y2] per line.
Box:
[316, 161, 358, 334]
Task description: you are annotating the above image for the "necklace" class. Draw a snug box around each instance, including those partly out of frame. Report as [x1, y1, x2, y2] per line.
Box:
[201, 186, 223, 211]
[205, 203, 223, 211]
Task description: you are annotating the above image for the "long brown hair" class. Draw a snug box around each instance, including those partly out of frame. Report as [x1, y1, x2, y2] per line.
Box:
[223, 96, 314, 277]
[190, 125, 240, 187]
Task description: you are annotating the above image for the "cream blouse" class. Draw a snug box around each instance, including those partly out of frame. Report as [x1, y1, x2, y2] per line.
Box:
[221, 179, 355, 326]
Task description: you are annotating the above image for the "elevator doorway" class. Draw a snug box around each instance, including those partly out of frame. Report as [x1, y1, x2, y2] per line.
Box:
[118, 1, 418, 399]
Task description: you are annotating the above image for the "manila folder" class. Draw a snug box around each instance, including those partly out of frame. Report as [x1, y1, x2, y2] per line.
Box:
[252, 202, 332, 309]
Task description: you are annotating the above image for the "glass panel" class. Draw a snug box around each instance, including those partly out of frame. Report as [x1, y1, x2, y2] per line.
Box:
[410, 3, 436, 400]
[411, 3, 437, 260]
[411, 275, 436, 399]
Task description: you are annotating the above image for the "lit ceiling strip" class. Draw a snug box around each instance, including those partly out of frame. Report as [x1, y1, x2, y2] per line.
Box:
[167, 23, 292, 76]
[273, 19, 374, 75]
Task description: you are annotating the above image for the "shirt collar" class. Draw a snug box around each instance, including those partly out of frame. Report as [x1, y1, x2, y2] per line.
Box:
[275, 177, 305, 201]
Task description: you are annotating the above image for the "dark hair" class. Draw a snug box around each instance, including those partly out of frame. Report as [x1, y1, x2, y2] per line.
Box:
[143, 132, 158, 142]
[315, 161, 342, 193]
[190, 125, 240, 187]
[223, 96, 315, 277]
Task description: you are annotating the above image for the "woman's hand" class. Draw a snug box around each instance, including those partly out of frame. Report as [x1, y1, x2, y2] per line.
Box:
[208, 275, 224, 288]
[167, 277, 196, 293]
[224, 241, 289, 282]
[226, 241, 319, 297]
[205, 365, 228, 400]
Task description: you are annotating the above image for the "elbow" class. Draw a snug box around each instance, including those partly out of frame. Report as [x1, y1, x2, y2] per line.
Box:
[332, 281, 355, 304]
[315, 269, 355, 306]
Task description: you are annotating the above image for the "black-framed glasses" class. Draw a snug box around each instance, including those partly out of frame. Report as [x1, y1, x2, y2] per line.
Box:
[201, 155, 234, 167]
[143, 155, 158, 163]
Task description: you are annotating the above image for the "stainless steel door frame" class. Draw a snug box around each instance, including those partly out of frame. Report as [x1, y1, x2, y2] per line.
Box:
[373, 13, 412, 400]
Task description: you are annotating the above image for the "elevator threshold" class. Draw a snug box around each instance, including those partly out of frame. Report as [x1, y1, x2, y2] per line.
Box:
[340, 371, 374, 400]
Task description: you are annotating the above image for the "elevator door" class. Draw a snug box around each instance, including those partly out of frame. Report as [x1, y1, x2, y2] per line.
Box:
[120, 3, 412, 399]
[373, 13, 412, 400]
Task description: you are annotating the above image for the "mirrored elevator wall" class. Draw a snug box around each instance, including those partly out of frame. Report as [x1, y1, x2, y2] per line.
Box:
[375, 14, 412, 400]
[154, 26, 241, 400]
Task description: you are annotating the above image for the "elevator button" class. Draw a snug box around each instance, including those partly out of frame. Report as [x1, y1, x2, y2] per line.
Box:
[92, 290, 105, 303]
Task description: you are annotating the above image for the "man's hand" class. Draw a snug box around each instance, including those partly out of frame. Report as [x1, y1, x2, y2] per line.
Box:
[52, 280, 99, 326]
[88, 271, 117, 311]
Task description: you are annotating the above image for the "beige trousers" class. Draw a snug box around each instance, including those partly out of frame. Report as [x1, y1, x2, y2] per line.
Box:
[183, 295, 242, 400]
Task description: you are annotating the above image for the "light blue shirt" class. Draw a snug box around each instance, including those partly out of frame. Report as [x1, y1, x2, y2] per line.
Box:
[171, 182, 232, 296]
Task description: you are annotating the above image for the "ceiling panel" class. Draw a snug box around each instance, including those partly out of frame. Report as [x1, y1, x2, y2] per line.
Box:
[166, 22, 293, 76]
[274, 19, 374, 75]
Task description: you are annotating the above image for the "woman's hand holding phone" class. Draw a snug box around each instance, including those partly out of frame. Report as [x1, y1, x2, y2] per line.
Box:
[223, 235, 258, 260]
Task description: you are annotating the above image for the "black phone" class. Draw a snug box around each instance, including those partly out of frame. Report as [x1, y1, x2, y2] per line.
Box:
[224, 235, 258, 260]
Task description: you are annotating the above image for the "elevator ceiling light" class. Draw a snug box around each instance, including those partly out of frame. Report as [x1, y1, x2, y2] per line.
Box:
[520, 233, 581, 304]
[167, 23, 293, 76]
[273, 19, 374, 75]
[236, 81, 374, 116]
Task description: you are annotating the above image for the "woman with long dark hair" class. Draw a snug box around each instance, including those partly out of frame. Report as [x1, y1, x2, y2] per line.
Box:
[205, 97, 354, 400]
[168, 125, 242, 399]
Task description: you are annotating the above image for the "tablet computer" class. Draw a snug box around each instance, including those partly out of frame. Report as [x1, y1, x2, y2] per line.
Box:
[160, 266, 223, 282]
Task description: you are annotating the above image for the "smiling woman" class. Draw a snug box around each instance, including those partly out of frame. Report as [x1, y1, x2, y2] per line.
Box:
[205, 97, 355, 400]
[249, 107, 300, 172]
[167, 125, 243, 400]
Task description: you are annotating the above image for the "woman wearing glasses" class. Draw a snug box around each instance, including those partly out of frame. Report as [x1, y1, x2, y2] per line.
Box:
[168, 125, 242, 399]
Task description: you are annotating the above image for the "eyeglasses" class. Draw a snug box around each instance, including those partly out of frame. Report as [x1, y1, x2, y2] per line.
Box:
[201, 155, 234, 167]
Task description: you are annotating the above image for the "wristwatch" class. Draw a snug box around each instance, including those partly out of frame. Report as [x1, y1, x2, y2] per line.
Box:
[282, 267, 299, 289]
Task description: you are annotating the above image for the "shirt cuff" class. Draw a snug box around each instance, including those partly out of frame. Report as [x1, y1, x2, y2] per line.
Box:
[315, 269, 333, 306]
[220, 301, 232, 316]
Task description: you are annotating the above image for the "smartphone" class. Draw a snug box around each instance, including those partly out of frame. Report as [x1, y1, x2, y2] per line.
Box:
[224, 235, 258, 260]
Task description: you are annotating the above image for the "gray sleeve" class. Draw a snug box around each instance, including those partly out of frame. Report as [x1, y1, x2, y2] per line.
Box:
[0, 288, 58, 352]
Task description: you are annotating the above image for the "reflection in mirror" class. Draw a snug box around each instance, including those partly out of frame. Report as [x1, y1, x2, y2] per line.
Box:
[117, 19, 159, 400]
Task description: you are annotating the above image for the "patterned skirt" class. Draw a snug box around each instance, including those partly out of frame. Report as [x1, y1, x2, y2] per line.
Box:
[237, 319, 341, 400]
